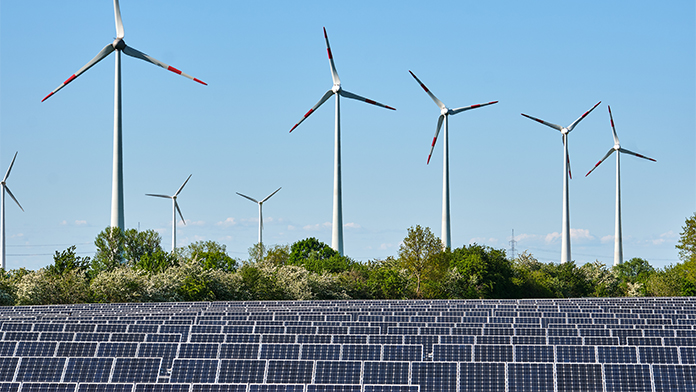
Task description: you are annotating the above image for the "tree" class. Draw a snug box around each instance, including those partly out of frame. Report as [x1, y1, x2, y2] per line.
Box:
[47, 245, 91, 276]
[444, 244, 514, 299]
[288, 238, 352, 274]
[677, 213, 696, 263]
[185, 241, 237, 272]
[397, 225, 443, 297]
[92, 227, 126, 274]
[93, 228, 169, 275]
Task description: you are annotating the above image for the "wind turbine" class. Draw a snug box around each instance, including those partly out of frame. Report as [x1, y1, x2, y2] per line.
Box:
[409, 71, 498, 249]
[586, 106, 656, 266]
[289, 27, 395, 256]
[521, 101, 601, 263]
[146, 175, 192, 251]
[42, 0, 206, 231]
[236, 187, 282, 246]
[1, 152, 24, 271]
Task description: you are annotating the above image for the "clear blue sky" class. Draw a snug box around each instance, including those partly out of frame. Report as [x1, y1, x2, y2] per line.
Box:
[1, 1, 694, 270]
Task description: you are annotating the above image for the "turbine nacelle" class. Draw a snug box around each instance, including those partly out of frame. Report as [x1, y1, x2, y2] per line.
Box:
[112, 38, 126, 51]
[332, 84, 341, 94]
[441, 107, 449, 116]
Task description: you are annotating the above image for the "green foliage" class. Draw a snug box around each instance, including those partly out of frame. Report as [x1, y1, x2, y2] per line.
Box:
[613, 257, 655, 296]
[265, 244, 290, 266]
[581, 261, 620, 297]
[237, 263, 284, 301]
[47, 245, 91, 276]
[288, 237, 353, 274]
[397, 225, 443, 297]
[365, 257, 411, 299]
[134, 249, 177, 274]
[90, 267, 148, 303]
[445, 244, 514, 299]
[15, 269, 90, 305]
[185, 241, 238, 272]
[92, 228, 167, 275]
[677, 213, 696, 263]
[92, 227, 125, 274]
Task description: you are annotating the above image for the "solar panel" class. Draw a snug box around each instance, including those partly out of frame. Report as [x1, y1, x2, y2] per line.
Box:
[248, 385, 305, 392]
[217, 359, 266, 383]
[555, 363, 603, 392]
[313, 361, 362, 384]
[191, 385, 248, 392]
[75, 333, 110, 342]
[63, 357, 114, 383]
[77, 383, 134, 392]
[0, 343, 15, 357]
[3, 332, 39, 341]
[96, 324, 127, 333]
[603, 364, 652, 392]
[15, 341, 56, 357]
[597, 346, 637, 363]
[0, 358, 19, 382]
[15, 357, 66, 382]
[432, 344, 471, 362]
[39, 332, 74, 341]
[474, 345, 512, 362]
[507, 363, 554, 391]
[0, 383, 20, 392]
[170, 358, 218, 383]
[262, 335, 295, 344]
[363, 386, 418, 392]
[299, 344, 339, 361]
[459, 362, 505, 392]
[178, 343, 219, 358]
[110, 333, 146, 342]
[265, 360, 314, 384]
[333, 335, 367, 345]
[260, 344, 300, 360]
[514, 345, 554, 362]
[411, 362, 457, 392]
[638, 346, 679, 363]
[361, 362, 409, 385]
[382, 345, 421, 361]
[133, 385, 192, 392]
[652, 364, 696, 392]
[110, 357, 161, 383]
[18, 383, 76, 392]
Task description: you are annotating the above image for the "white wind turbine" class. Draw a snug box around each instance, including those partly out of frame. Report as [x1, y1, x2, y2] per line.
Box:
[522, 101, 601, 263]
[1, 152, 24, 271]
[42, 0, 206, 231]
[586, 106, 656, 266]
[236, 187, 282, 246]
[146, 175, 192, 251]
[290, 27, 395, 256]
[409, 71, 498, 249]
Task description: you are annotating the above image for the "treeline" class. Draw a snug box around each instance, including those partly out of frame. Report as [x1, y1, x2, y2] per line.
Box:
[1, 214, 695, 306]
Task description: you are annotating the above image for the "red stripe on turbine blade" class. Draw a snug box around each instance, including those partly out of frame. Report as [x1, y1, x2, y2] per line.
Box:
[167, 66, 183, 75]
[304, 109, 314, 118]
[365, 99, 377, 105]
[64, 74, 77, 85]
[290, 124, 299, 133]
[427, 155, 432, 164]
[420, 84, 429, 92]
[41, 92, 54, 102]
[431, 137, 437, 147]
[471, 104, 481, 109]
[385, 105, 396, 110]
[327, 48, 333, 60]
[535, 118, 544, 124]
[193, 78, 207, 85]
[490, 101, 499, 104]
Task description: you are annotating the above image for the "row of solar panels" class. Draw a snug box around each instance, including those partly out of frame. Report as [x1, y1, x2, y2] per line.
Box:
[0, 342, 694, 364]
[0, 358, 692, 392]
[0, 383, 420, 392]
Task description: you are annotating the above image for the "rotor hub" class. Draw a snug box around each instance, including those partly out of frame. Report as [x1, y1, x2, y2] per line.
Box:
[441, 108, 449, 116]
[332, 84, 341, 93]
[112, 38, 126, 51]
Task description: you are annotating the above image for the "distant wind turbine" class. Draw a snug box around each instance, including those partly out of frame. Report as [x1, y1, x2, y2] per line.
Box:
[290, 27, 395, 256]
[146, 175, 192, 251]
[522, 101, 601, 263]
[409, 71, 498, 249]
[237, 187, 282, 246]
[1, 152, 24, 271]
[586, 106, 656, 266]
[42, 0, 206, 231]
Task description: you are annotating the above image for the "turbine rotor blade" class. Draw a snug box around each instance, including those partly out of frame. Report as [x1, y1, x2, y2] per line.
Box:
[175, 201, 185, 225]
[114, 0, 125, 39]
[4, 186, 24, 212]
[261, 187, 282, 203]
[42, 44, 116, 102]
[339, 90, 396, 110]
[521, 113, 563, 132]
[3, 152, 18, 182]
[289, 90, 334, 132]
[175, 174, 192, 197]
[146, 194, 172, 199]
[567, 101, 601, 132]
[450, 101, 499, 115]
[236, 192, 259, 204]
[568, 154, 573, 179]
[608, 105, 620, 146]
[586, 148, 615, 177]
[427, 114, 445, 165]
[323, 27, 340, 86]
[408, 70, 446, 110]
[122, 45, 207, 85]
[619, 147, 656, 162]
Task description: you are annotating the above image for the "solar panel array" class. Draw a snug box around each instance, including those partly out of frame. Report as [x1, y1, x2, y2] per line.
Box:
[0, 297, 694, 391]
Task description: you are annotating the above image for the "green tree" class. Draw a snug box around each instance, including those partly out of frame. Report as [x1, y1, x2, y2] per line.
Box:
[288, 238, 352, 274]
[93, 228, 169, 274]
[397, 225, 443, 297]
[677, 213, 696, 263]
[185, 241, 238, 272]
[92, 227, 126, 274]
[444, 244, 514, 299]
[47, 245, 91, 276]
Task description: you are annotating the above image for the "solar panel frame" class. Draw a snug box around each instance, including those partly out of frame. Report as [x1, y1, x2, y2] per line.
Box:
[62, 357, 114, 383]
[170, 358, 219, 383]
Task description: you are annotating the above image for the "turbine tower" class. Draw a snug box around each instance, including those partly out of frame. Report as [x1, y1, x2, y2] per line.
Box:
[146, 175, 192, 251]
[236, 187, 282, 246]
[1, 152, 24, 271]
[586, 106, 656, 266]
[409, 71, 497, 249]
[42, 0, 206, 231]
[290, 27, 395, 255]
[522, 101, 601, 263]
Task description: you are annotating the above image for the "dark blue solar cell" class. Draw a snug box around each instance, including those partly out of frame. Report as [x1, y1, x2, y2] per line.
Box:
[111, 358, 161, 383]
[265, 360, 314, 384]
[19, 383, 76, 392]
[555, 363, 603, 392]
[218, 360, 266, 384]
[507, 363, 554, 392]
[313, 361, 361, 384]
[15, 341, 56, 357]
[514, 345, 554, 362]
[363, 387, 418, 392]
[262, 335, 295, 344]
[260, 344, 300, 359]
[3, 332, 39, 341]
[63, 358, 113, 383]
[368, 336, 402, 345]
[0, 383, 19, 392]
[110, 333, 146, 342]
[411, 362, 457, 392]
[96, 324, 127, 333]
[460, 362, 505, 392]
[248, 386, 305, 392]
[652, 364, 696, 392]
[191, 385, 248, 392]
[39, 332, 74, 341]
[77, 383, 133, 392]
[190, 333, 225, 343]
[75, 333, 110, 342]
[65, 324, 96, 333]
[604, 364, 652, 392]
[134, 385, 191, 392]
[226, 334, 260, 343]
[178, 343, 219, 358]
[56, 342, 97, 357]
[598, 346, 637, 363]
[0, 358, 19, 382]
[16, 357, 66, 382]
[474, 345, 513, 362]
[301, 344, 340, 360]
[433, 344, 471, 361]
[382, 345, 421, 361]
[362, 362, 409, 385]
[639, 346, 679, 364]
[307, 385, 361, 392]
[97, 342, 138, 357]
[170, 358, 218, 383]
